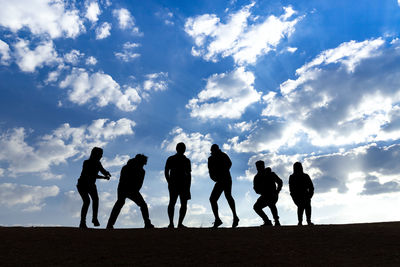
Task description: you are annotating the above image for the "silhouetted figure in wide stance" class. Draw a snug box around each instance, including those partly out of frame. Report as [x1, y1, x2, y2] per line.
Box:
[107, 154, 154, 229]
[289, 162, 314, 226]
[165, 142, 192, 228]
[253, 161, 283, 226]
[208, 144, 239, 228]
[77, 147, 111, 228]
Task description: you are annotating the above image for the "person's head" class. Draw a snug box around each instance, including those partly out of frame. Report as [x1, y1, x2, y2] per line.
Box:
[211, 144, 220, 154]
[255, 160, 265, 172]
[176, 142, 186, 155]
[293, 162, 303, 174]
[265, 167, 272, 174]
[134, 154, 148, 167]
[90, 147, 103, 161]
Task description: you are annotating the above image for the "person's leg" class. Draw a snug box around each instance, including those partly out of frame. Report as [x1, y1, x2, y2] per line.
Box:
[210, 182, 224, 226]
[106, 193, 126, 229]
[178, 197, 188, 227]
[223, 180, 239, 227]
[268, 195, 280, 226]
[130, 192, 153, 228]
[88, 185, 100, 226]
[305, 198, 313, 225]
[253, 196, 270, 225]
[168, 188, 178, 228]
[77, 185, 90, 228]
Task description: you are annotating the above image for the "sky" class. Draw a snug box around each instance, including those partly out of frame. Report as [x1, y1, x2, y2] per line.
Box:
[1, 0, 400, 228]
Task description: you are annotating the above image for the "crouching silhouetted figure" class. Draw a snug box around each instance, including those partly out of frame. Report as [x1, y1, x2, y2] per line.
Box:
[289, 162, 314, 226]
[208, 144, 239, 228]
[165, 142, 192, 228]
[107, 154, 154, 229]
[253, 161, 282, 226]
[77, 147, 111, 229]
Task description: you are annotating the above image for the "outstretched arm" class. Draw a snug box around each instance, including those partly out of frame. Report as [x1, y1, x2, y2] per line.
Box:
[98, 162, 111, 180]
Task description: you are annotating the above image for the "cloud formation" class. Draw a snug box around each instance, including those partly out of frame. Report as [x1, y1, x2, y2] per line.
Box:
[115, 42, 140, 62]
[0, 118, 135, 176]
[113, 8, 140, 34]
[14, 39, 60, 72]
[185, 4, 301, 65]
[60, 68, 142, 111]
[0, 39, 11, 65]
[0, 0, 85, 39]
[187, 67, 261, 119]
[85, 1, 101, 23]
[95, 22, 112, 39]
[0, 183, 59, 212]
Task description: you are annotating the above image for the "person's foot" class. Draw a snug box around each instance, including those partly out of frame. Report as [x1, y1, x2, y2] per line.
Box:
[145, 223, 155, 229]
[167, 223, 174, 229]
[177, 224, 187, 229]
[274, 220, 281, 226]
[106, 224, 113, 229]
[79, 222, 88, 229]
[261, 220, 273, 227]
[307, 221, 314, 226]
[297, 221, 303, 226]
[92, 218, 100, 227]
[232, 216, 239, 228]
[212, 219, 223, 228]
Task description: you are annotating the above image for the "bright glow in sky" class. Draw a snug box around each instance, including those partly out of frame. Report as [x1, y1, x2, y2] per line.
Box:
[1, 0, 400, 228]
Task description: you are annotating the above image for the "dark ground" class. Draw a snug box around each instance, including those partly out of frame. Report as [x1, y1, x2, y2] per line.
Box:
[1, 222, 400, 266]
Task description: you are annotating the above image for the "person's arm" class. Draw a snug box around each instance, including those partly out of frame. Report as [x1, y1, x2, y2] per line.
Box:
[208, 157, 217, 181]
[274, 173, 283, 193]
[253, 175, 260, 194]
[226, 153, 232, 170]
[164, 158, 171, 183]
[98, 162, 111, 180]
[307, 174, 314, 198]
[187, 159, 192, 188]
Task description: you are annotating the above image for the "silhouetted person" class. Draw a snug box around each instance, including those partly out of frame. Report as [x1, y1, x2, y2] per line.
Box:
[208, 144, 239, 228]
[253, 161, 282, 226]
[289, 162, 314, 226]
[107, 154, 154, 229]
[77, 147, 111, 229]
[165, 142, 192, 228]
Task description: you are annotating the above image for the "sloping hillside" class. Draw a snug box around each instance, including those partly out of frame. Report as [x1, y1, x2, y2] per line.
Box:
[1, 222, 400, 266]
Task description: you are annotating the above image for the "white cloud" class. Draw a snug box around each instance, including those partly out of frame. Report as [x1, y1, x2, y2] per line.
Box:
[0, 183, 59, 211]
[187, 67, 261, 119]
[0, 39, 11, 65]
[64, 49, 84, 65]
[95, 22, 111, 39]
[85, 56, 97, 65]
[46, 64, 66, 83]
[14, 39, 60, 72]
[161, 127, 214, 178]
[259, 38, 400, 149]
[102, 154, 130, 168]
[228, 121, 255, 132]
[113, 8, 140, 34]
[85, 1, 101, 23]
[60, 68, 142, 111]
[143, 72, 168, 91]
[185, 4, 301, 65]
[285, 47, 297, 53]
[115, 42, 140, 62]
[0, 0, 85, 39]
[0, 118, 135, 175]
